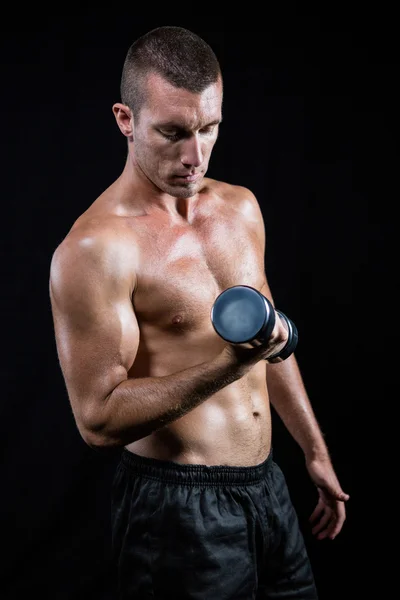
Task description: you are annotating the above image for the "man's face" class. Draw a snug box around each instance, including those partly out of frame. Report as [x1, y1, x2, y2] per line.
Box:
[132, 73, 223, 198]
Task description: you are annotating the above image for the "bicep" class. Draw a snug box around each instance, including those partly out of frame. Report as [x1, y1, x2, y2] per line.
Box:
[49, 240, 139, 429]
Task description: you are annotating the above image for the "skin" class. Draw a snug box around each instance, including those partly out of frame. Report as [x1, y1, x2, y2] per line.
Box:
[49, 71, 349, 540]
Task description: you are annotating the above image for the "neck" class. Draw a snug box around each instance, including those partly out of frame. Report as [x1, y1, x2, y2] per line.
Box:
[115, 154, 199, 221]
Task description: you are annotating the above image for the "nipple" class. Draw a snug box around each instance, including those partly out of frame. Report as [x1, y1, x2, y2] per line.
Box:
[172, 315, 183, 325]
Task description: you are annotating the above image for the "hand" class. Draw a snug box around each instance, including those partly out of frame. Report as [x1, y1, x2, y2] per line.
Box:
[306, 455, 350, 540]
[222, 309, 289, 369]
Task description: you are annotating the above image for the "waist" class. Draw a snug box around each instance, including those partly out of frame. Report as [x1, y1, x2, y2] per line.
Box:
[120, 446, 274, 486]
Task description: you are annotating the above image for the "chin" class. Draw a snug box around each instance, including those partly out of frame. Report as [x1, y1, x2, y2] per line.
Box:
[163, 181, 200, 199]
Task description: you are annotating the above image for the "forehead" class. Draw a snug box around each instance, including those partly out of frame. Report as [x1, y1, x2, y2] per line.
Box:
[142, 72, 222, 128]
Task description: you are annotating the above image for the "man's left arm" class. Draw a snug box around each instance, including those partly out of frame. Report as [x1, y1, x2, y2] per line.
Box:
[239, 187, 350, 540]
[260, 283, 350, 540]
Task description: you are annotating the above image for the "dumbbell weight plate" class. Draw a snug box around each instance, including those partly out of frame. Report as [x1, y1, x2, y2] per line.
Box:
[211, 285, 276, 344]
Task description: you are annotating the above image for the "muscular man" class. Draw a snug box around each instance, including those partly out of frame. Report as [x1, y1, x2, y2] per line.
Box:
[49, 26, 349, 599]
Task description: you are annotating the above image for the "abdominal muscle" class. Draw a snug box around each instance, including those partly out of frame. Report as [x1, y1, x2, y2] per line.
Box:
[125, 349, 272, 467]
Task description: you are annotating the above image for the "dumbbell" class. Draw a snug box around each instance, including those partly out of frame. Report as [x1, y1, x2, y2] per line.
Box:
[210, 285, 298, 361]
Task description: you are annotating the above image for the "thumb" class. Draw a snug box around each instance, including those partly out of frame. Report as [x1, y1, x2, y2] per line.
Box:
[320, 484, 350, 502]
[336, 490, 350, 502]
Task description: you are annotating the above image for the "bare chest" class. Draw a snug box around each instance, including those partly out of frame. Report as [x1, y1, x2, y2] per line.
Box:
[133, 214, 265, 331]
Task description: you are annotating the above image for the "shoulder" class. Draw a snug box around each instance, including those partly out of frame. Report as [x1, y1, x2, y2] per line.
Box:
[50, 219, 136, 295]
[50, 226, 104, 273]
[203, 177, 264, 223]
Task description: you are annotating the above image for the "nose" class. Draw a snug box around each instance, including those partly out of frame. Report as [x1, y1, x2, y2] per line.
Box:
[180, 134, 203, 169]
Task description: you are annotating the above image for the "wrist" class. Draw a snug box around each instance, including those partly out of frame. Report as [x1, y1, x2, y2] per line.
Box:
[303, 443, 330, 463]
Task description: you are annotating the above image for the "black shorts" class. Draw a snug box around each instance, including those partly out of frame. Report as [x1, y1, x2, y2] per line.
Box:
[111, 449, 318, 599]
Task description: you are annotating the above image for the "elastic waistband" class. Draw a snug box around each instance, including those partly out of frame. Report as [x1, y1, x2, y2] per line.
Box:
[120, 448, 273, 486]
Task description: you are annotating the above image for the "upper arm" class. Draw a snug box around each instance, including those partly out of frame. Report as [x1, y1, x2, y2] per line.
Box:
[234, 185, 266, 253]
[234, 185, 274, 303]
[49, 233, 139, 436]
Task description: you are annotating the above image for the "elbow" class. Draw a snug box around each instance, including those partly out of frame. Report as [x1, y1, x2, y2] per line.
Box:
[75, 398, 151, 450]
[78, 414, 145, 451]
[77, 409, 124, 451]
[80, 427, 120, 451]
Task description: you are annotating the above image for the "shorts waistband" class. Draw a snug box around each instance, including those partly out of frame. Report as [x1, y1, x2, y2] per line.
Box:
[120, 448, 274, 486]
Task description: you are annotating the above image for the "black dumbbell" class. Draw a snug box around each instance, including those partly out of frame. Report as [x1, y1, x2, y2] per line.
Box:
[210, 285, 298, 361]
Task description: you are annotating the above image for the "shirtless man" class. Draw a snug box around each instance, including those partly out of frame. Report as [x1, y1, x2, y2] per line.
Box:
[49, 26, 349, 599]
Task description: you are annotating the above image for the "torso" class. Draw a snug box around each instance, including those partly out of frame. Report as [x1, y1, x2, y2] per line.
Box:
[73, 178, 272, 466]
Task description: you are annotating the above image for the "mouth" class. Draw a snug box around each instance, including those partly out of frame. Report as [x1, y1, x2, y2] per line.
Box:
[174, 172, 202, 183]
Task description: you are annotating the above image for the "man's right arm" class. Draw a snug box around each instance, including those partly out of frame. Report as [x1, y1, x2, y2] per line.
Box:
[49, 234, 245, 449]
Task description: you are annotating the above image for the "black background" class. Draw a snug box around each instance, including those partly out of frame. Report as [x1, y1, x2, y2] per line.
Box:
[1, 8, 394, 600]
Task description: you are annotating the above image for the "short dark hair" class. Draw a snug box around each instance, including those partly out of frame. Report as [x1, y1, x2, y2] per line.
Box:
[120, 26, 222, 118]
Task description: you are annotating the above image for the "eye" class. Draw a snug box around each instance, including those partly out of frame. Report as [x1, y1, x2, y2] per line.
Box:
[200, 126, 216, 136]
[159, 130, 182, 142]
[162, 133, 179, 141]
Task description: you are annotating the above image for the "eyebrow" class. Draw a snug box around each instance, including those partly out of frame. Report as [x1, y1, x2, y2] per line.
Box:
[157, 118, 222, 129]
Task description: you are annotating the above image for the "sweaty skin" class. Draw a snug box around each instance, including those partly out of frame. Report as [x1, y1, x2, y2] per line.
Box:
[126, 185, 272, 466]
[51, 178, 276, 466]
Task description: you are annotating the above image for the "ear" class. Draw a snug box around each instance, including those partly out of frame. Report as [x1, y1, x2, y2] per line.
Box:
[112, 103, 134, 140]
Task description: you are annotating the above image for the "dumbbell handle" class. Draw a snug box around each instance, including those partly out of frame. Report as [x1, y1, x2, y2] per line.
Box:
[267, 310, 299, 362]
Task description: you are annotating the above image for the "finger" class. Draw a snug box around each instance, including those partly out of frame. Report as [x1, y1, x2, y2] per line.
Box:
[312, 510, 332, 536]
[329, 504, 347, 540]
[309, 498, 324, 524]
[267, 315, 289, 358]
[317, 526, 332, 540]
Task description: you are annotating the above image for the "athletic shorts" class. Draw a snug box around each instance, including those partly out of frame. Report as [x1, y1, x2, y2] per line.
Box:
[111, 448, 318, 599]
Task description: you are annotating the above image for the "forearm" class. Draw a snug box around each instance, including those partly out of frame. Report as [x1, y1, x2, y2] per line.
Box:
[84, 350, 244, 448]
[266, 355, 329, 460]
